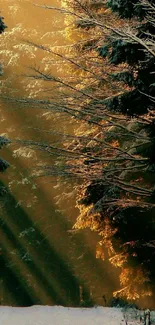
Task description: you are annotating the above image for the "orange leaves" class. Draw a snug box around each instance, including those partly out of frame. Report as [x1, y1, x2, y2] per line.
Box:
[110, 140, 119, 148]
[109, 252, 128, 268]
[113, 267, 152, 300]
[96, 242, 105, 260]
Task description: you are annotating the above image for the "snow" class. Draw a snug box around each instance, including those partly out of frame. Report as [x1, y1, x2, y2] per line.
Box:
[0, 306, 127, 325]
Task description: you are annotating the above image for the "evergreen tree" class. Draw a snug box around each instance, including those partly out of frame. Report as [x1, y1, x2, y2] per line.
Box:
[73, 0, 155, 304]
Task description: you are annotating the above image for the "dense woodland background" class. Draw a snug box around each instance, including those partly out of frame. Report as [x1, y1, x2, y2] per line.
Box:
[1, 0, 155, 308]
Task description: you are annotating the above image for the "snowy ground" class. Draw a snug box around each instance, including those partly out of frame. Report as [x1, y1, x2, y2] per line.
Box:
[0, 306, 155, 325]
[0, 305, 153, 325]
[0, 306, 128, 325]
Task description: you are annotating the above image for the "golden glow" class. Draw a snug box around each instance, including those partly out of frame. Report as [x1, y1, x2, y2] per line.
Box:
[0, 0, 118, 306]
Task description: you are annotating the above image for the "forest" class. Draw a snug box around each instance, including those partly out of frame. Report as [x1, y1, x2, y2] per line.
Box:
[1, 0, 155, 308]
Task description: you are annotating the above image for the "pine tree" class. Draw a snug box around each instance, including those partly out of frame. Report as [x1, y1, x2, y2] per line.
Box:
[73, 0, 155, 304]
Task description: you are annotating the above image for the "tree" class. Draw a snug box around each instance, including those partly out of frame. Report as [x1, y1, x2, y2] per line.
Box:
[73, 0, 155, 304]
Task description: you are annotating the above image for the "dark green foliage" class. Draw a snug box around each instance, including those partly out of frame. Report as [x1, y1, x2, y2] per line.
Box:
[79, 181, 106, 206]
[138, 21, 155, 38]
[97, 0, 155, 117]
[146, 121, 155, 138]
[107, 0, 145, 18]
[113, 207, 153, 241]
[137, 64, 155, 105]
[111, 206, 155, 273]
[110, 297, 138, 308]
[97, 12, 155, 117]
[0, 136, 10, 149]
[109, 40, 145, 65]
[98, 28, 155, 116]
[79, 181, 120, 207]
[111, 71, 135, 87]
[136, 140, 155, 164]
[0, 158, 9, 172]
[98, 37, 148, 66]
[97, 45, 109, 58]
[0, 16, 7, 34]
[103, 89, 149, 115]
[0, 137, 9, 174]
